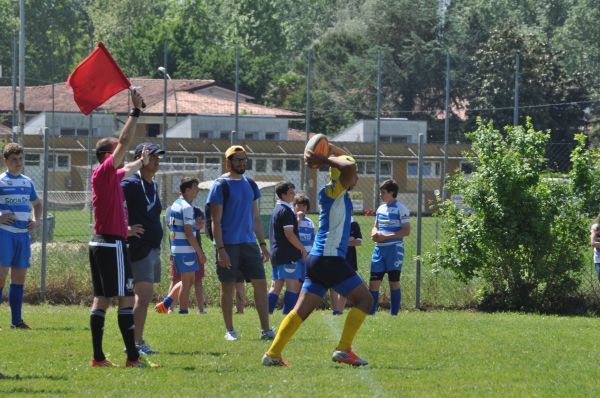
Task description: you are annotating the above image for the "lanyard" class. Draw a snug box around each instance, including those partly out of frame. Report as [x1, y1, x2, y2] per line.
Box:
[138, 171, 157, 211]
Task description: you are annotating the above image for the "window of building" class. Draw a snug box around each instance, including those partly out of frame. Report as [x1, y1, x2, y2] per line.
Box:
[407, 161, 441, 178]
[25, 154, 40, 166]
[272, 159, 283, 173]
[220, 131, 231, 140]
[48, 154, 71, 171]
[245, 132, 257, 140]
[60, 128, 76, 136]
[255, 159, 267, 172]
[198, 131, 210, 139]
[204, 157, 220, 164]
[356, 160, 392, 177]
[286, 159, 300, 171]
[147, 124, 161, 137]
[265, 132, 278, 140]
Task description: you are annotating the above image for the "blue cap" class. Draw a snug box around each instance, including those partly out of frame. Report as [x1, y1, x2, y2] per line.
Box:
[134, 143, 165, 159]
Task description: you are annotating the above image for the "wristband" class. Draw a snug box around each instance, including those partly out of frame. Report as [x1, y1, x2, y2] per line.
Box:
[129, 107, 141, 118]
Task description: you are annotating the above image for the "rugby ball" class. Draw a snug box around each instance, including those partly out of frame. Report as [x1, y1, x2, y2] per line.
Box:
[305, 133, 329, 157]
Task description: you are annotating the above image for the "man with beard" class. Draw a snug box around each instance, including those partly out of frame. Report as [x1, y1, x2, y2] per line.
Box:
[207, 145, 275, 341]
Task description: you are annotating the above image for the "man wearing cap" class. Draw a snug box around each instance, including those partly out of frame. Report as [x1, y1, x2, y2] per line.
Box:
[207, 145, 275, 341]
[121, 142, 165, 355]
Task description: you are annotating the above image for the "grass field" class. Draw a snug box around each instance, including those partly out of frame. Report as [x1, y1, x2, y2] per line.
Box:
[1, 305, 600, 397]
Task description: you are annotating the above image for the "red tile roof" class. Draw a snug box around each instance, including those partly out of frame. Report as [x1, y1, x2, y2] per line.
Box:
[0, 78, 301, 118]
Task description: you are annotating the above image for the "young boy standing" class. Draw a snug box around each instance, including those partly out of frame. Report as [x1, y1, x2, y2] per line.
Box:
[167, 177, 206, 314]
[0, 143, 42, 329]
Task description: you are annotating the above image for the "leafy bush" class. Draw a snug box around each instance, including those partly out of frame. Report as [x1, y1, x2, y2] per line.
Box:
[430, 118, 588, 312]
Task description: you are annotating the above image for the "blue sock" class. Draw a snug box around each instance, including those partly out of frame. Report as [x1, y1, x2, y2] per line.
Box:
[0, 286, 3, 304]
[390, 288, 401, 315]
[178, 308, 189, 314]
[282, 291, 299, 315]
[369, 290, 379, 315]
[163, 296, 173, 308]
[268, 292, 279, 314]
[9, 284, 24, 325]
[332, 310, 343, 315]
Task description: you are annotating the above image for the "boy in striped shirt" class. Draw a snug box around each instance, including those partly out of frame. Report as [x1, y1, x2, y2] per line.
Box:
[167, 177, 206, 314]
[0, 143, 42, 329]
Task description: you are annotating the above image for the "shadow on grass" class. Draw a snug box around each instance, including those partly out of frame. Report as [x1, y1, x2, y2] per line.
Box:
[163, 351, 225, 357]
[32, 326, 77, 332]
[16, 375, 69, 381]
[0, 387, 68, 395]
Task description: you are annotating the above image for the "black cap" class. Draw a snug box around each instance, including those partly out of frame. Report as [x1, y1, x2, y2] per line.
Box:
[134, 143, 165, 159]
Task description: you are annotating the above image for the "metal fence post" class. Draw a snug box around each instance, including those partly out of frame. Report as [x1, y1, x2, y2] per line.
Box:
[415, 133, 424, 309]
[40, 127, 50, 302]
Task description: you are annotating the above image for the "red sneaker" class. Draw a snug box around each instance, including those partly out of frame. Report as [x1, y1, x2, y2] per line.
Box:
[262, 353, 289, 367]
[126, 356, 160, 368]
[90, 359, 119, 368]
[332, 349, 368, 366]
[154, 302, 168, 314]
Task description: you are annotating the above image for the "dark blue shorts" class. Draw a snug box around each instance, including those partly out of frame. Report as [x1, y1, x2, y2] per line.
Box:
[301, 255, 364, 297]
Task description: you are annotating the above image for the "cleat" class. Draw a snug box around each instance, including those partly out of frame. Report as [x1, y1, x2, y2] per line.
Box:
[10, 321, 31, 329]
[136, 341, 157, 355]
[260, 328, 276, 340]
[332, 349, 368, 366]
[154, 302, 168, 314]
[224, 329, 238, 341]
[126, 356, 160, 368]
[90, 358, 119, 368]
[262, 353, 289, 367]
[197, 309, 207, 314]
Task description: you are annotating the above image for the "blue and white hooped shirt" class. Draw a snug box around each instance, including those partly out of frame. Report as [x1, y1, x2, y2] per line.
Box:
[375, 199, 410, 247]
[298, 215, 315, 254]
[0, 171, 38, 234]
[168, 197, 196, 256]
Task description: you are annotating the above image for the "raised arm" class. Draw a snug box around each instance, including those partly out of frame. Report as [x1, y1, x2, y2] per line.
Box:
[112, 90, 144, 168]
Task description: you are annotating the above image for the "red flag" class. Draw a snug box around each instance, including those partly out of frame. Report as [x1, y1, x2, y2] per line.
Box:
[67, 42, 130, 115]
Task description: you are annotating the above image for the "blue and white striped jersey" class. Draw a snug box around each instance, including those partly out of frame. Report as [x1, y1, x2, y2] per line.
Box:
[298, 215, 315, 253]
[375, 199, 410, 247]
[168, 197, 196, 255]
[311, 180, 352, 258]
[0, 171, 38, 234]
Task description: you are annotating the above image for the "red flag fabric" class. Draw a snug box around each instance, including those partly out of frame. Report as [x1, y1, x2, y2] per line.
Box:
[67, 42, 130, 115]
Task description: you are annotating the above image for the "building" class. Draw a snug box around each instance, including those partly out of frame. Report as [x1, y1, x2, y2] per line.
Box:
[331, 118, 427, 144]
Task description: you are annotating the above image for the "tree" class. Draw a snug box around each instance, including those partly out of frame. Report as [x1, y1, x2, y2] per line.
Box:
[430, 118, 588, 312]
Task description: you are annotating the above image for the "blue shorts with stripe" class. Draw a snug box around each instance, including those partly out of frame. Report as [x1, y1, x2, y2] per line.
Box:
[0, 229, 31, 268]
[301, 255, 364, 298]
[371, 243, 404, 273]
[271, 261, 303, 281]
[173, 253, 199, 273]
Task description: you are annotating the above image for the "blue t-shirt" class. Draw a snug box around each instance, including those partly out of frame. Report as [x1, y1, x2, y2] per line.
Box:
[269, 200, 301, 265]
[206, 176, 260, 244]
[0, 171, 38, 234]
[121, 172, 163, 249]
[310, 180, 352, 258]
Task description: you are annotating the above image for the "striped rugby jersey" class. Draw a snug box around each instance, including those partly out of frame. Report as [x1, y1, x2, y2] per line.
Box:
[168, 197, 196, 255]
[0, 171, 38, 234]
[310, 180, 352, 258]
[298, 215, 315, 253]
[375, 199, 410, 247]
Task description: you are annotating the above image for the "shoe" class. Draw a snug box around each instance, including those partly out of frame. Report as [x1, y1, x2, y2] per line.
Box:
[332, 310, 343, 315]
[136, 341, 157, 355]
[90, 358, 119, 368]
[10, 321, 31, 329]
[332, 349, 368, 366]
[262, 353, 289, 367]
[125, 356, 160, 368]
[260, 328, 276, 340]
[154, 302, 168, 314]
[197, 309, 207, 314]
[224, 329, 238, 341]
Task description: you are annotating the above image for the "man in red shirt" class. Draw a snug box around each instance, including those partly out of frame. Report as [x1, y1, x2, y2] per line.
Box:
[88, 90, 157, 368]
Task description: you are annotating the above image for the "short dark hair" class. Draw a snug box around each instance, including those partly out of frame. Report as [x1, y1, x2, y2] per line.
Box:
[293, 194, 310, 212]
[275, 181, 295, 199]
[180, 176, 199, 193]
[95, 137, 117, 163]
[3, 143, 23, 159]
[380, 179, 399, 198]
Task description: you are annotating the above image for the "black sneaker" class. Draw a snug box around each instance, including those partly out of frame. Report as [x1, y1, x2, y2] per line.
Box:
[10, 321, 31, 329]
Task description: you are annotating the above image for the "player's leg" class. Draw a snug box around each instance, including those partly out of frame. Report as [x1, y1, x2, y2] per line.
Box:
[240, 243, 272, 336]
[178, 272, 195, 313]
[194, 275, 206, 313]
[90, 295, 111, 364]
[268, 266, 284, 314]
[235, 280, 246, 314]
[369, 245, 386, 314]
[282, 278, 300, 315]
[131, 249, 159, 345]
[389, 271, 402, 315]
[5, 233, 30, 328]
[217, 245, 240, 338]
[334, 293, 347, 315]
[0, 266, 8, 304]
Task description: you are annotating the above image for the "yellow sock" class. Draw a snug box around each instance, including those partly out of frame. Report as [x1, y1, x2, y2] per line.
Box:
[266, 311, 303, 358]
[336, 307, 368, 351]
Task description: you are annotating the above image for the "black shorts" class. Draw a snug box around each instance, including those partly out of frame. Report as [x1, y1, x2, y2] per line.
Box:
[216, 243, 266, 283]
[305, 255, 358, 290]
[89, 234, 134, 298]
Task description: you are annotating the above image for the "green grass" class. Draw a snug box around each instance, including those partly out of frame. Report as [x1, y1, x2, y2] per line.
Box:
[1, 306, 600, 397]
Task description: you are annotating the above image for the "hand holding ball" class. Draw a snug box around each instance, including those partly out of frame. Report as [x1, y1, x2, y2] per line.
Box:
[304, 134, 329, 169]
